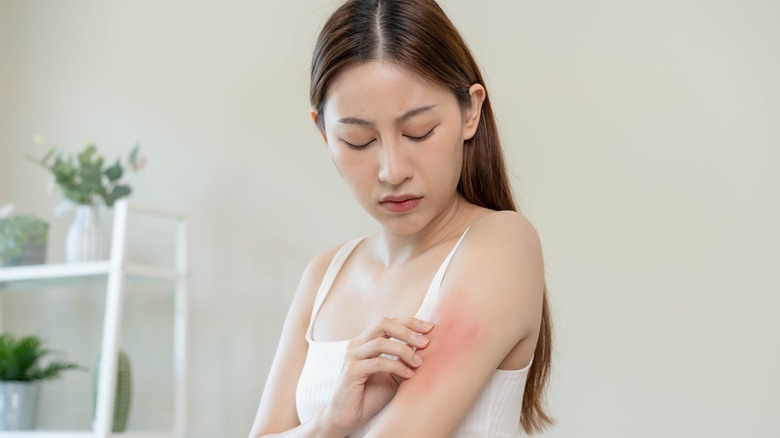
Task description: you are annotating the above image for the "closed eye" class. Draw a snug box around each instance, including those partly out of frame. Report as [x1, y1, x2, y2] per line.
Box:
[405, 128, 436, 142]
[343, 139, 375, 150]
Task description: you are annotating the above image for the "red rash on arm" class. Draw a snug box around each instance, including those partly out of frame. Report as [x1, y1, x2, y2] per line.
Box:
[405, 299, 489, 392]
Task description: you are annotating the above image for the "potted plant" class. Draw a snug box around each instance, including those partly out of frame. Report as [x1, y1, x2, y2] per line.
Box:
[0, 333, 82, 430]
[28, 139, 145, 263]
[0, 211, 49, 267]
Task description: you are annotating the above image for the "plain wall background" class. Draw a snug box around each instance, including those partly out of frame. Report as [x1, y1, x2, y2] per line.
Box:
[1, 0, 778, 436]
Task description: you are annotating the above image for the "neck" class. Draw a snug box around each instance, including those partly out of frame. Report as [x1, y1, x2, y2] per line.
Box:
[375, 194, 478, 266]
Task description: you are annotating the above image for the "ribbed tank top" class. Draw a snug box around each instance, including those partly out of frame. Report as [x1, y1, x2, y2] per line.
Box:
[296, 229, 533, 437]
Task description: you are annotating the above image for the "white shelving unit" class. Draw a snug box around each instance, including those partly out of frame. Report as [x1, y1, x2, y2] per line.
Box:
[0, 200, 188, 438]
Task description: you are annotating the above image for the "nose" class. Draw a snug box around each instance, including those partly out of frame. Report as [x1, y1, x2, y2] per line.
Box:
[377, 140, 413, 185]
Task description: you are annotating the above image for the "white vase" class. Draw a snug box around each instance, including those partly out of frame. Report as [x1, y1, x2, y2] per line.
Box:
[65, 204, 108, 263]
[0, 381, 40, 430]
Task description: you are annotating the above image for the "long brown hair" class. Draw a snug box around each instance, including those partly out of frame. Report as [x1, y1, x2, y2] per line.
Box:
[310, 0, 554, 434]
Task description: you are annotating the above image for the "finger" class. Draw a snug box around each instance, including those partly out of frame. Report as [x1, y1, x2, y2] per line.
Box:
[349, 337, 423, 368]
[359, 317, 432, 350]
[350, 355, 417, 379]
[397, 317, 435, 335]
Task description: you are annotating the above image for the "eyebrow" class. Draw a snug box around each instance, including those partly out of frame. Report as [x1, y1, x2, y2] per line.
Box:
[337, 104, 437, 126]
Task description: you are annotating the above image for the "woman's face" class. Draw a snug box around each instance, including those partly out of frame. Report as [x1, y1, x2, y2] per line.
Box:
[319, 61, 484, 235]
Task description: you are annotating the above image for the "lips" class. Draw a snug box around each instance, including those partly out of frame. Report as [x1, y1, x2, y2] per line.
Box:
[379, 195, 422, 213]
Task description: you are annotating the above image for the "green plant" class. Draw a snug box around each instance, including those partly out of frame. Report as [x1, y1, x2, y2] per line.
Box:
[0, 215, 48, 264]
[28, 141, 144, 207]
[92, 350, 132, 432]
[0, 333, 82, 382]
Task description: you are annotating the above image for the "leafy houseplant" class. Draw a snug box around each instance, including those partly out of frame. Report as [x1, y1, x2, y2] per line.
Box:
[0, 215, 49, 267]
[28, 140, 145, 262]
[0, 333, 82, 430]
[29, 142, 144, 207]
[0, 334, 81, 382]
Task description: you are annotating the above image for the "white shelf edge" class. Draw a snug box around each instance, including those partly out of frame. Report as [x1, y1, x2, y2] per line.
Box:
[127, 201, 186, 221]
[0, 261, 111, 282]
[0, 432, 173, 438]
[0, 262, 183, 284]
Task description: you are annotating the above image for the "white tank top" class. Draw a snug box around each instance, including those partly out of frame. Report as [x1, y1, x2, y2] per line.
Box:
[296, 230, 533, 437]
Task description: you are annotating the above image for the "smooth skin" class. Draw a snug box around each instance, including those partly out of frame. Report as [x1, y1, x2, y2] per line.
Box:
[249, 61, 544, 437]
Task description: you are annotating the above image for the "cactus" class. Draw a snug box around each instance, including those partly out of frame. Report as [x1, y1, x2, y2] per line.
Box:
[92, 350, 132, 432]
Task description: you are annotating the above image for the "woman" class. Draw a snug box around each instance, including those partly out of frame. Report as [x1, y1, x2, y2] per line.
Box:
[250, 0, 553, 436]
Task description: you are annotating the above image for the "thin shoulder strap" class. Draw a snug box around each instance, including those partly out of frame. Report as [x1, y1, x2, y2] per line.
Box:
[306, 238, 365, 342]
[415, 226, 472, 319]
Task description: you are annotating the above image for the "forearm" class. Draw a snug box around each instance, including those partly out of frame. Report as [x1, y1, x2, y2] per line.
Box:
[252, 410, 349, 438]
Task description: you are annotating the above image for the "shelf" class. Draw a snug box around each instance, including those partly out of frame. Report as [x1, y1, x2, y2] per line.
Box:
[0, 261, 113, 282]
[0, 200, 188, 438]
[0, 432, 173, 438]
[0, 262, 184, 289]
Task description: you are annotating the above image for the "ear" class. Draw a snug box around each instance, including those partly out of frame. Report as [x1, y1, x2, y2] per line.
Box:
[462, 84, 486, 141]
[311, 109, 327, 142]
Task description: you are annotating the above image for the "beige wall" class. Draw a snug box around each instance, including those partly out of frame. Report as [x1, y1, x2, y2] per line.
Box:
[1, 0, 778, 436]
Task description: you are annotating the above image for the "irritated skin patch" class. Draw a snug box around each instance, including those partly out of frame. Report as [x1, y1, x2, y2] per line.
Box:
[403, 298, 489, 392]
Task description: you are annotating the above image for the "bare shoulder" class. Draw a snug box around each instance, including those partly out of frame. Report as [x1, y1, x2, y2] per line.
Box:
[468, 209, 542, 251]
[290, 242, 347, 318]
[444, 209, 545, 335]
[301, 243, 344, 289]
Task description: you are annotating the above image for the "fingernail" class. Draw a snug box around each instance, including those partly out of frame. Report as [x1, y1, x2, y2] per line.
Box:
[405, 368, 416, 377]
[422, 321, 434, 330]
[412, 354, 422, 366]
[416, 334, 429, 346]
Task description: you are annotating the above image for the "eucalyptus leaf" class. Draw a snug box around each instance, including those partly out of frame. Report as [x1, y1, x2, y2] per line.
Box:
[104, 185, 132, 207]
[78, 145, 97, 166]
[129, 144, 140, 165]
[105, 160, 123, 181]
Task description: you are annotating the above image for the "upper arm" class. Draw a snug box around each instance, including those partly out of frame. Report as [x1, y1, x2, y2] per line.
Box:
[248, 245, 340, 437]
[367, 211, 545, 437]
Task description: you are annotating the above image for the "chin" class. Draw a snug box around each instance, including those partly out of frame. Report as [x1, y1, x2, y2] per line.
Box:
[374, 214, 430, 236]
